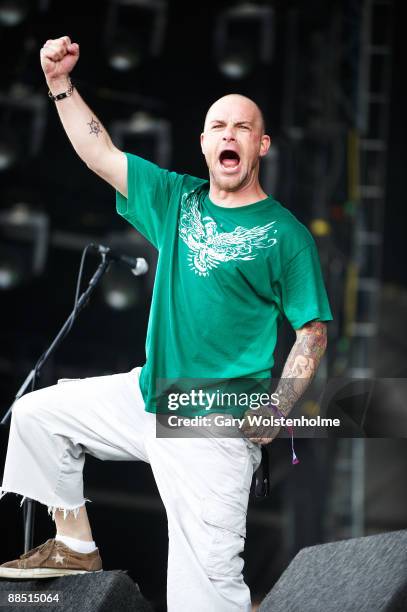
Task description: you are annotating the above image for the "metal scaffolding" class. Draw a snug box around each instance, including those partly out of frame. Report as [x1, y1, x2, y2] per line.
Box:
[332, 0, 393, 538]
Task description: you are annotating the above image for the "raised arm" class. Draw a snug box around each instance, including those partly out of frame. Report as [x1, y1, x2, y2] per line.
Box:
[40, 35, 127, 196]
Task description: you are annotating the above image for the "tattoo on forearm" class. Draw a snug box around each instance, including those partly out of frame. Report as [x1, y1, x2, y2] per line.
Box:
[240, 321, 327, 443]
[87, 117, 102, 137]
[275, 321, 327, 416]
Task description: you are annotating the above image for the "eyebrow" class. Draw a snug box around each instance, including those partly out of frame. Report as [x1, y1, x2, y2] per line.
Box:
[209, 120, 253, 126]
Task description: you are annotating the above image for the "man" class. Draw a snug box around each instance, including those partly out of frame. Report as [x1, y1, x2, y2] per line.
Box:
[0, 36, 332, 611]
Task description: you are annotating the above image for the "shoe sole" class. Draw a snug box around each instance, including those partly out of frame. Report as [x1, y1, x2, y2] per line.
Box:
[0, 568, 103, 579]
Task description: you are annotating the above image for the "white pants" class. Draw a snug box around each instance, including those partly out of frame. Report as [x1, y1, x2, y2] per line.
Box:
[0, 367, 261, 612]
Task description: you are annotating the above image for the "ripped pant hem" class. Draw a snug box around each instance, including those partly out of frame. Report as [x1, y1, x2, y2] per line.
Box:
[0, 489, 91, 521]
[47, 499, 92, 521]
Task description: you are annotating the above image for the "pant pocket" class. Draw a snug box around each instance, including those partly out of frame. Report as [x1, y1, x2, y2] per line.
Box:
[201, 497, 246, 578]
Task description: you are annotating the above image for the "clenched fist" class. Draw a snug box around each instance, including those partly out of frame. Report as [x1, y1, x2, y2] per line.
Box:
[40, 36, 79, 84]
[240, 406, 281, 445]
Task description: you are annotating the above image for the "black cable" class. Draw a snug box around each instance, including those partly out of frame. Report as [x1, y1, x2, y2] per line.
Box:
[64, 242, 96, 337]
[30, 242, 96, 389]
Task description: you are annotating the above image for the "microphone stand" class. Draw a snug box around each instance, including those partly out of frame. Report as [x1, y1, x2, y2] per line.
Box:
[1, 251, 111, 552]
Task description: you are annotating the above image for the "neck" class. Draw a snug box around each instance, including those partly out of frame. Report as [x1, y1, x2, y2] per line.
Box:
[208, 177, 268, 208]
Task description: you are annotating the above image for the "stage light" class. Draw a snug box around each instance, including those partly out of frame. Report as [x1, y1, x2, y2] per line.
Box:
[99, 230, 153, 311]
[102, 267, 140, 311]
[0, 0, 28, 26]
[0, 204, 49, 290]
[0, 139, 17, 170]
[127, 111, 155, 134]
[106, 290, 128, 310]
[218, 50, 252, 79]
[0, 260, 22, 289]
[310, 218, 332, 237]
[214, 3, 274, 80]
[0, 84, 47, 171]
[111, 111, 171, 168]
[105, 0, 167, 71]
[107, 40, 142, 72]
[107, 291, 128, 309]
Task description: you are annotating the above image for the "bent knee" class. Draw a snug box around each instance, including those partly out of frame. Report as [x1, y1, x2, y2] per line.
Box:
[12, 392, 39, 421]
[11, 385, 59, 423]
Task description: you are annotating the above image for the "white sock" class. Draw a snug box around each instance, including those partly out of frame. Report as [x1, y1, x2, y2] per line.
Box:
[55, 534, 97, 554]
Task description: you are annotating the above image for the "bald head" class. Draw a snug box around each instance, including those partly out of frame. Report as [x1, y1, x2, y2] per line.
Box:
[200, 93, 271, 195]
[204, 94, 265, 135]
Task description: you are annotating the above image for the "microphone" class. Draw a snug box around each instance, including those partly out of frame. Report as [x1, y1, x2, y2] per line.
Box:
[94, 244, 149, 276]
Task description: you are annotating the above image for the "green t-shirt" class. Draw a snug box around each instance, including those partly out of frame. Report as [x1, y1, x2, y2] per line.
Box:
[116, 153, 333, 417]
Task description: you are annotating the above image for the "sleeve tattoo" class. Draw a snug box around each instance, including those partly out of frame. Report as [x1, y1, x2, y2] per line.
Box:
[240, 321, 328, 442]
[275, 320, 328, 417]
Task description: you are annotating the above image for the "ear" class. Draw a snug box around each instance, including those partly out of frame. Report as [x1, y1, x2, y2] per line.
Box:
[259, 134, 271, 158]
[200, 132, 205, 155]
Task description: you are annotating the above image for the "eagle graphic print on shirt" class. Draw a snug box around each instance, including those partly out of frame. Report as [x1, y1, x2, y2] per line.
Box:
[116, 153, 333, 415]
[178, 190, 278, 277]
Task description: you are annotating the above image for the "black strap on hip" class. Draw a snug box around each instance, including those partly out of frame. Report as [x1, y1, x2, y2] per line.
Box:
[254, 446, 270, 498]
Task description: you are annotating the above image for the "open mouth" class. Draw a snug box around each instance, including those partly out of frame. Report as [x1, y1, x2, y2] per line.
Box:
[219, 150, 240, 169]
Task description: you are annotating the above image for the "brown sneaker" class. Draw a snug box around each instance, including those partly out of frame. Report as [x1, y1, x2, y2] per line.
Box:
[0, 539, 103, 579]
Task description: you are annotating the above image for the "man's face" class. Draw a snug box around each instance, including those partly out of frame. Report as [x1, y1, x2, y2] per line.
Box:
[200, 95, 270, 193]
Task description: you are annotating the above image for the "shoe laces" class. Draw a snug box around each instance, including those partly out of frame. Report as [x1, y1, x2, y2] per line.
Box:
[20, 539, 53, 560]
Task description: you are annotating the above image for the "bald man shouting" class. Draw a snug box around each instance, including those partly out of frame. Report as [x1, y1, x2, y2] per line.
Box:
[0, 37, 332, 611]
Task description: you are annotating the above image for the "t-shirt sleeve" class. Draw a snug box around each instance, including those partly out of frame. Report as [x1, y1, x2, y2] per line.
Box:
[279, 241, 333, 329]
[116, 152, 182, 248]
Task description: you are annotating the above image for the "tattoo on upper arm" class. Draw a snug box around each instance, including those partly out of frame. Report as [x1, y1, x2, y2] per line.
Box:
[88, 117, 102, 137]
[275, 321, 327, 414]
[295, 321, 328, 364]
[285, 321, 327, 379]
